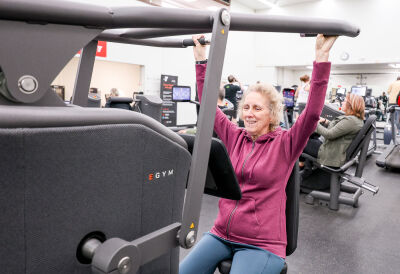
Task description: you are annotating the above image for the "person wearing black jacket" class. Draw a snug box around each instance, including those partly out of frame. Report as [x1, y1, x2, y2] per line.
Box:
[224, 75, 242, 121]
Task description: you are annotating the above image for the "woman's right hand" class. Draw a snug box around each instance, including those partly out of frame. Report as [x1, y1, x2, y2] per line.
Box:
[192, 34, 207, 61]
[315, 34, 338, 63]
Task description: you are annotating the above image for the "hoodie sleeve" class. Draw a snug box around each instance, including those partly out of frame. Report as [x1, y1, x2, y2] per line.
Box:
[283, 61, 331, 161]
[196, 64, 241, 151]
[316, 116, 359, 140]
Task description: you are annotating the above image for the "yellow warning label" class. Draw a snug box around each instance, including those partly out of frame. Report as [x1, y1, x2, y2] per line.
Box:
[221, 29, 225, 34]
[190, 223, 195, 229]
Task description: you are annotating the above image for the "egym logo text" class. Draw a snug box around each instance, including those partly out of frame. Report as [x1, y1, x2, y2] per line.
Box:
[148, 169, 174, 181]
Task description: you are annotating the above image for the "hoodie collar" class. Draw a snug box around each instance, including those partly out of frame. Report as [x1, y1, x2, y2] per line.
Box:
[244, 127, 283, 143]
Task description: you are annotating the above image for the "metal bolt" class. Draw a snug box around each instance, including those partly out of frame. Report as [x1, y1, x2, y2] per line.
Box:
[18, 75, 38, 94]
[118, 257, 131, 274]
[185, 231, 196, 248]
[221, 10, 231, 26]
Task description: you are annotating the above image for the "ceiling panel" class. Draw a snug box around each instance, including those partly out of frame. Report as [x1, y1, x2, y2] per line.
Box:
[277, 0, 320, 7]
[234, 0, 320, 11]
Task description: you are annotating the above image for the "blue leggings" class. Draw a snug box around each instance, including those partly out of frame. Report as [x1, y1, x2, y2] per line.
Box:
[179, 233, 284, 274]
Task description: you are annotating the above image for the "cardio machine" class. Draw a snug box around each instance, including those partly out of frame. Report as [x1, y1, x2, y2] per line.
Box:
[0, 1, 360, 273]
[376, 105, 400, 169]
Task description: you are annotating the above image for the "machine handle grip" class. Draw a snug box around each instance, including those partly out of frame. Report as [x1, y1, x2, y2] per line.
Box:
[182, 37, 210, 47]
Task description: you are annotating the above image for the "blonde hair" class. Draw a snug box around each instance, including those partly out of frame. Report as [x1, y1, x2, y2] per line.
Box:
[345, 93, 365, 120]
[110, 88, 119, 97]
[238, 83, 283, 131]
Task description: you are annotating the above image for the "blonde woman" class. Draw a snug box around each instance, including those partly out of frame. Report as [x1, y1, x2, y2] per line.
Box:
[180, 34, 337, 274]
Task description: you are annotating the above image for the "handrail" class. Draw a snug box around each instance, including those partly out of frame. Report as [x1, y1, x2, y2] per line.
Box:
[1, 1, 359, 38]
[120, 13, 359, 39]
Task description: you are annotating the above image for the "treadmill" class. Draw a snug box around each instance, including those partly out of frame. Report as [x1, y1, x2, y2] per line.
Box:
[376, 105, 400, 169]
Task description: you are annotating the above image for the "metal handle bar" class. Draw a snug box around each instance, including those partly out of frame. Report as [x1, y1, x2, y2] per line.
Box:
[1, 1, 359, 38]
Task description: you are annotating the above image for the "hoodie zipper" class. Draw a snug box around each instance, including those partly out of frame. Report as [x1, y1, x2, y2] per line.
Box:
[226, 141, 255, 239]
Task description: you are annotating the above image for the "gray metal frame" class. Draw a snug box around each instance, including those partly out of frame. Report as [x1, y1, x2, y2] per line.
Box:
[0, 1, 361, 273]
[179, 8, 229, 249]
[71, 40, 98, 107]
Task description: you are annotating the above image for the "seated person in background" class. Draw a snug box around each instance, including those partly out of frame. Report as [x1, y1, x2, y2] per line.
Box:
[301, 93, 365, 177]
[104, 88, 119, 108]
[179, 33, 337, 274]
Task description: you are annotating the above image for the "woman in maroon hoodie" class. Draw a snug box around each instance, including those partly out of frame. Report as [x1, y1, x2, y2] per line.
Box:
[180, 34, 337, 274]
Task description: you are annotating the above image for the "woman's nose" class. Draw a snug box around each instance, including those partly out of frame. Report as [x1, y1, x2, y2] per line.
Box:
[244, 109, 253, 117]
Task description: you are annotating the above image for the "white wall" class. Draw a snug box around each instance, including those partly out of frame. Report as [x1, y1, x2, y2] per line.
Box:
[52, 57, 141, 105]
[256, 0, 400, 66]
[254, 0, 400, 92]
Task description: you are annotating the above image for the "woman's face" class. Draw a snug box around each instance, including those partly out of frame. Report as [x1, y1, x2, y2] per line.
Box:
[242, 92, 271, 139]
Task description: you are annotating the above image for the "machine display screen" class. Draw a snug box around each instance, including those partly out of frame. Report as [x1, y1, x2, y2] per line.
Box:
[283, 88, 295, 107]
[351, 86, 367, 97]
[337, 87, 346, 95]
[172, 86, 191, 102]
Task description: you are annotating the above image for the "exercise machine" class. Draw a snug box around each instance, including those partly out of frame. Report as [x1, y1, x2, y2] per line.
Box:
[301, 116, 379, 210]
[133, 95, 163, 122]
[376, 105, 400, 169]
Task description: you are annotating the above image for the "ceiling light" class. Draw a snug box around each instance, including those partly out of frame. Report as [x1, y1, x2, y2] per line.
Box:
[257, 0, 277, 8]
[388, 64, 400, 68]
[161, 0, 187, 8]
[207, 6, 219, 11]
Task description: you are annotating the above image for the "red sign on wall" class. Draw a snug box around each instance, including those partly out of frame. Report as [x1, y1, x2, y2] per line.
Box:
[77, 41, 107, 57]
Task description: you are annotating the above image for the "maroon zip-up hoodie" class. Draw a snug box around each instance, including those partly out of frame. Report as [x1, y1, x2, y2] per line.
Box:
[196, 61, 331, 258]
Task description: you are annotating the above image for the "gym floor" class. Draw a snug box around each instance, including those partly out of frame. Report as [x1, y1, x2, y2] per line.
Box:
[180, 141, 400, 274]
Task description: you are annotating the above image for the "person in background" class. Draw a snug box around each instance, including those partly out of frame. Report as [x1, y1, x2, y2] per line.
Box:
[379, 91, 388, 110]
[376, 99, 385, 121]
[179, 33, 337, 274]
[301, 93, 365, 178]
[387, 77, 400, 134]
[294, 74, 310, 103]
[224, 75, 242, 122]
[105, 88, 119, 108]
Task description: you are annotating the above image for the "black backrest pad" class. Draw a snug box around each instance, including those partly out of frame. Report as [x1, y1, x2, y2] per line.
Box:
[346, 115, 376, 161]
[0, 106, 191, 274]
[285, 163, 300, 256]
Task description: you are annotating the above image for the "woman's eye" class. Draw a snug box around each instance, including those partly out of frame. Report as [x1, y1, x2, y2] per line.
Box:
[243, 106, 249, 110]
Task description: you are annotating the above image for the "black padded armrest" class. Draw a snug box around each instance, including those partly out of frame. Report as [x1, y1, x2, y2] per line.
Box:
[180, 134, 241, 200]
[109, 97, 133, 103]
